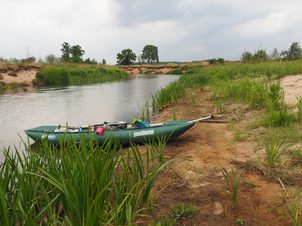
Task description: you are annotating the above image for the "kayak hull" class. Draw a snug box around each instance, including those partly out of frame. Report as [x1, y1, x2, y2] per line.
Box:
[25, 120, 195, 146]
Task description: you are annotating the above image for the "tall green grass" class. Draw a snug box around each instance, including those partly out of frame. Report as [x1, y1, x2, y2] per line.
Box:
[35, 64, 128, 86]
[0, 137, 170, 225]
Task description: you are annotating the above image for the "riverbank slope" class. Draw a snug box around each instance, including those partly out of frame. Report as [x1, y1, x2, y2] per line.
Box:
[146, 60, 302, 225]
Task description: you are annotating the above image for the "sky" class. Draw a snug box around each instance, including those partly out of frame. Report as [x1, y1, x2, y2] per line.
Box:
[0, 0, 302, 64]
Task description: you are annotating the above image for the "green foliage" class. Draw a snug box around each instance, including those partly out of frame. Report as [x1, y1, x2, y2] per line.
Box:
[60, 42, 85, 63]
[253, 49, 268, 62]
[0, 137, 170, 225]
[221, 168, 244, 208]
[241, 51, 253, 63]
[20, 56, 36, 63]
[287, 42, 302, 60]
[262, 108, 296, 127]
[141, 45, 159, 63]
[116, 49, 137, 65]
[36, 67, 69, 85]
[61, 42, 71, 62]
[171, 202, 197, 219]
[70, 45, 85, 63]
[45, 54, 60, 64]
[208, 58, 225, 65]
[296, 97, 302, 123]
[84, 58, 98, 64]
[102, 58, 106, 65]
[263, 133, 286, 168]
[35, 64, 128, 86]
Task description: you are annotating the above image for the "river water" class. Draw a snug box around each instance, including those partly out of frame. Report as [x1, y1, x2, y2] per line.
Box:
[0, 74, 178, 151]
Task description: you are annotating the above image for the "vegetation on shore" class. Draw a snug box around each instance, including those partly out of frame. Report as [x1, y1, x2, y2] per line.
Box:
[34, 64, 128, 86]
[0, 137, 170, 225]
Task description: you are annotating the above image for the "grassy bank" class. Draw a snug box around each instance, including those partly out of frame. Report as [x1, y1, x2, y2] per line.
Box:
[35, 64, 128, 86]
[0, 137, 170, 225]
[152, 60, 302, 114]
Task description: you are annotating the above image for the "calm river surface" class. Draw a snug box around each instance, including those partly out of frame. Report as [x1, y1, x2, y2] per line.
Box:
[0, 74, 178, 151]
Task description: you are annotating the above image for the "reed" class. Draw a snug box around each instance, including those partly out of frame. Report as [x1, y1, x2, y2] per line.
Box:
[263, 133, 286, 168]
[221, 167, 244, 208]
[0, 136, 170, 225]
[296, 97, 302, 123]
[35, 64, 128, 86]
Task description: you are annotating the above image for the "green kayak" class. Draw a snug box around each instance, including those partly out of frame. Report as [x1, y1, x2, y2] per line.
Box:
[24, 118, 207, 146]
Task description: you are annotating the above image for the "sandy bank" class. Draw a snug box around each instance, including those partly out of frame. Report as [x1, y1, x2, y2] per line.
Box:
[119, 65, 180, 74]
[0, 64, 41, 86]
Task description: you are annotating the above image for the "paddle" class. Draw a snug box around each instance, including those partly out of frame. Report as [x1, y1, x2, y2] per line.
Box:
[188, 114, 230, 124]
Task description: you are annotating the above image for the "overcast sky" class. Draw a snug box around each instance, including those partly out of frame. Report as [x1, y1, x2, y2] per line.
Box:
[1, 0, 302, 64]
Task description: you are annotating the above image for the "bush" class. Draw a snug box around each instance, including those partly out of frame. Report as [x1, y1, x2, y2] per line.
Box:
[36, 67, 69, 86]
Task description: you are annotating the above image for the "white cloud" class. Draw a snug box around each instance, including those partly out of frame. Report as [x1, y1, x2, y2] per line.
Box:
[230, 10, 289, 38]
[1, 0, 302, 62]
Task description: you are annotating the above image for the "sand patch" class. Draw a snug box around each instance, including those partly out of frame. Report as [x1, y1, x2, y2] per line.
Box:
[1, 70, 37, 85]
[281, 74, 302, 105]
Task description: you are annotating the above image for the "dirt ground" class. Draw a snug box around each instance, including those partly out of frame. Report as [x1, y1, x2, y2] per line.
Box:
[147, 88, 290, 225]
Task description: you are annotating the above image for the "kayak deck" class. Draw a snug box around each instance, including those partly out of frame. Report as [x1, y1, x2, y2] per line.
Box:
[25, 120, 195, 145]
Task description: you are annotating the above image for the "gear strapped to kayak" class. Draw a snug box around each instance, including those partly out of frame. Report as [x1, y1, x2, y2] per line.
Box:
[24, 114, 228, 146]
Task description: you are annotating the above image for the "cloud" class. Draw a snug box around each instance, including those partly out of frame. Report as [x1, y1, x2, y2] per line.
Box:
[0, 0, 302, 62]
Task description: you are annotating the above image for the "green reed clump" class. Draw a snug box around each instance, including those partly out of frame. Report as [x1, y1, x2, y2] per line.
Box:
[263, 133, 286, 168]
[296, 97, 302, 123]
[152, 82, 186, 112]
[35, 64, 127, 86]
[0, 136, 170, 225]
[221, 167, 244, 208]
[36, 67, 69, 85]
[212, 78, 269, 110]
[138, 100, 152, 121]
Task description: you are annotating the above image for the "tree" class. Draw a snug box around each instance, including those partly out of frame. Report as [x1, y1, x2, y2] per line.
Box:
[280, 50, 289, 60]
[287, 42, 302, 60]
[116, 49, 136, 65]
[84, 58, 98, 64]
[102, 58, 106, 65]
[45, 54, 60, 64]
[241, 51, 253, 63]
[61, 42, 71, 62]
[70, 45, 85, 63]
[141, 45, 159, 64]
[270, 48, 280, 61]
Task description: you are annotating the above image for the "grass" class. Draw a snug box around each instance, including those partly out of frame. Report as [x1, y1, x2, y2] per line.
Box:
[35, 64, 128, 86]
[263, 133, 286, 168]
[221, 167, 244, 208]
[0, 136, 170, 225]
[152, 202, 197, 226]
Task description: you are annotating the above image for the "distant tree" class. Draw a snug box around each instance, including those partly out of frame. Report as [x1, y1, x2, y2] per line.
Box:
[21, 57, 36, 63]
[241, 51, 253, 63]
[280, 50, 289, 60]
[84, 58, 98, 64]
[61, 42, 71, 62]
[253, 49, 268, 62]
[217, 58, 225, 64]
[141, 45, 159, 64]
[70, 45, 85, 63]
[45, 54, 60, 64]
[116, 49, 137, 65]
[102, 58, 106, 65]
[270, 48, 280, 61]
[287, 42, 302, 60]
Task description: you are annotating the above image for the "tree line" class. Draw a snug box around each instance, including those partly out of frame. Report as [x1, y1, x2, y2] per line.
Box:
[116, 45, 159, 65]
[241, 42, 302, 63]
